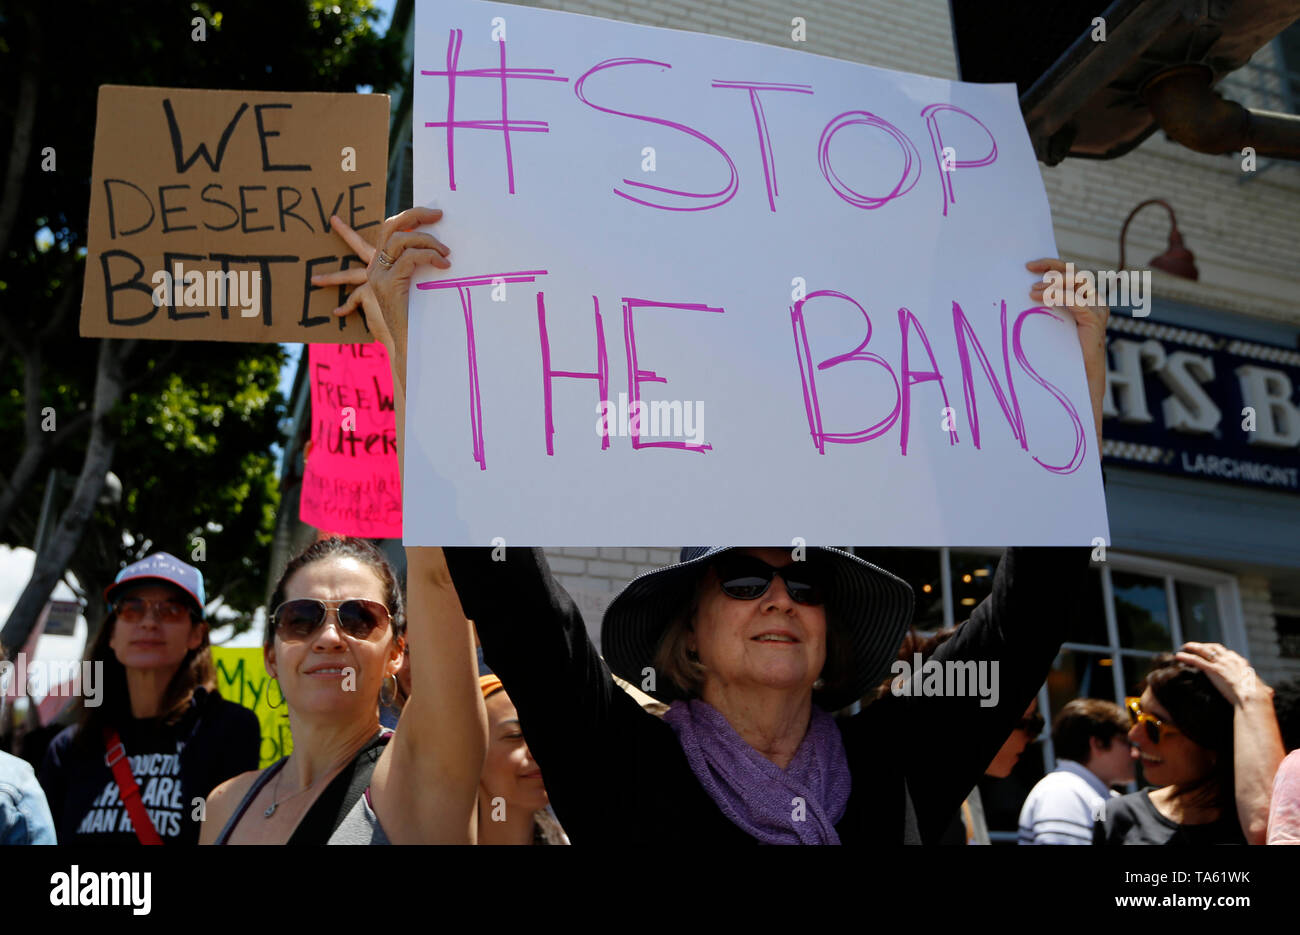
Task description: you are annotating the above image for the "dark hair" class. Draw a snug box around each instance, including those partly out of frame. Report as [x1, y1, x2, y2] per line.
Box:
[1051, 698, 1129, 762]
[1273, 678, 1300, 753]
[74, 581, 214, 756]
[1144, 654, 1235, 810]
[265, 537, 406, 651]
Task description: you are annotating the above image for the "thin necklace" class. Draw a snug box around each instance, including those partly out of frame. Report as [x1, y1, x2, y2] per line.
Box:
[264, 761, 316, 818]
[262, 734, 376, 819]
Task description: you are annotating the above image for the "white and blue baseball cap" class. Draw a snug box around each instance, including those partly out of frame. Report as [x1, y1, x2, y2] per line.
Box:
[103, 552, 206, 620]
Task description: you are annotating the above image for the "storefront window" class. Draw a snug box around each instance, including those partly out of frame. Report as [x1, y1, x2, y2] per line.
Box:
[1046, 649, 1119, 716]
[949, 551, 997, 622]
[1111, 571, 1173, 651]
[850, 547, 944, 630]
[1175, 581, 1222, 644]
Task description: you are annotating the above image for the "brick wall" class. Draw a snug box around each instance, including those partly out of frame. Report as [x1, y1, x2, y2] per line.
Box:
[542, 546, 681, 650]
[1240, 574, 1300, 687]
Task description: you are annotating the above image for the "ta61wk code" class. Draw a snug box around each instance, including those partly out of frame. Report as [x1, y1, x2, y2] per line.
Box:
[1127, 872, 1250, 885]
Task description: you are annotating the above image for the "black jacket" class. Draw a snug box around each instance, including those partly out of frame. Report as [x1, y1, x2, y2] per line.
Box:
[446, 546, 1087, 844]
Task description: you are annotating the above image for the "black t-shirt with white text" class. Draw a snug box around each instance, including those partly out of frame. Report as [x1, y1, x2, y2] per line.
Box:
[39, 688, 260, 845]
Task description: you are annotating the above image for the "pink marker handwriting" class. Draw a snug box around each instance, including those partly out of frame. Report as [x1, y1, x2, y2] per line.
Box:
[575, 59, 738, 211]
[622, 298, 723, 451]
[421, 29, 569, 193]
[538, 293, 610, 455]
[711, 80, 814, 213]
[920, 103, 998, 217]
[416, 269, 550, 470]
[790, 290, 901, 454]
[817, 111, 921, 210]
[791, 289, 1085, 472]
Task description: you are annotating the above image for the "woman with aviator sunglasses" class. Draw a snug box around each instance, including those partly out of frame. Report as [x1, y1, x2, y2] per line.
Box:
[40, 553, 260, 845]
[201, 535, 485, 844]
[315, 206, 1109, 844]
[1095, 645, 1284, 845]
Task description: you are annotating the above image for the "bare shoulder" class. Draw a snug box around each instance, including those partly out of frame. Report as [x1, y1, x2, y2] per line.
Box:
[198, 768, 263, 844]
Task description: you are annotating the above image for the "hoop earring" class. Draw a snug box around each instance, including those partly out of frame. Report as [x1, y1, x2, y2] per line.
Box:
[380, 673, 398, 707]
[266, 678, 284, 710]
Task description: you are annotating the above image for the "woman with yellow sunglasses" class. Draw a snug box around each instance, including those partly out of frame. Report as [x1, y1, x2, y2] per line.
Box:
[1094, 643, 1284, 845]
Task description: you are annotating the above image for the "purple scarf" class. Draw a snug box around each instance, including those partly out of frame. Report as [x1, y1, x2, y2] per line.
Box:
[663, 698, 851, 845]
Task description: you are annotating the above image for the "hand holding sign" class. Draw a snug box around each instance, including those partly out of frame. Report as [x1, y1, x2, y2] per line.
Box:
[314, 208, 451, 391]
[1027, 258, 1110, 455]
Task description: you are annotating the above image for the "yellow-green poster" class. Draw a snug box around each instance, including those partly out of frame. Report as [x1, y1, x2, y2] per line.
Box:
[211, 646, 293, 768]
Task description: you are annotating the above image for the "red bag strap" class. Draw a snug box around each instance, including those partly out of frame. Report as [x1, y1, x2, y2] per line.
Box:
[103, 728, 164, 846]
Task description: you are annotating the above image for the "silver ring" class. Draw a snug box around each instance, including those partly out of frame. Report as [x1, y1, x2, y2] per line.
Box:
[376, 249, 396, 270]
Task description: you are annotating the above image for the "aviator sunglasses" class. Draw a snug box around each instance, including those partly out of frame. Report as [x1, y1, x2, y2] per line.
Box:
[1126, 696, 1180, 744]
[713, 556, 825, 606]
[114, 597, 195, 624]
[272, 598, 391, 641]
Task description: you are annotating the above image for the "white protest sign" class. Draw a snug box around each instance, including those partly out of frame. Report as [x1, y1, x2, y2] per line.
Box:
[404, 0, 1110, 547]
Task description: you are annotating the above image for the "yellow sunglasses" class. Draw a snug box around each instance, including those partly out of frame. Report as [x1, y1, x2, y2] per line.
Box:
[1125, 696, 1181, 744]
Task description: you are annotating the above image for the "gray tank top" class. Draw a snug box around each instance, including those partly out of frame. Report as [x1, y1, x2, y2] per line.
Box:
[214, 731, 391, 845]
[328, 787, 389, 844]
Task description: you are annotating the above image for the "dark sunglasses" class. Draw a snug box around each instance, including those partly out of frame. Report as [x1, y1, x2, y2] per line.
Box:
[114, 597, 194, 624]
[713, 557, 825, 606]
[1126, 696, 1179, 744]
[272, 598, 391, 642]
[1016, 711, 1045, 738]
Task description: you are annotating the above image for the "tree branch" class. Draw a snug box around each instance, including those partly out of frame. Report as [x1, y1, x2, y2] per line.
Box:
[1, 340, 126, 656]
[0, 9, 40, 260]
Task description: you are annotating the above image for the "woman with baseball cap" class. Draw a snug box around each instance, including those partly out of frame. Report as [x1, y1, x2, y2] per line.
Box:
[316, 207, 1106, 844]
[39, 552, 260, 844]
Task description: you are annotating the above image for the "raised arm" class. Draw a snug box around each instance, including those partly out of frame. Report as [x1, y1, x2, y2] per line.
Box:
[1177, 642, 1284, 845]
[318, 210, 646, 842]
[317, 208, 484, 842]
[903, 546, 1091, 841]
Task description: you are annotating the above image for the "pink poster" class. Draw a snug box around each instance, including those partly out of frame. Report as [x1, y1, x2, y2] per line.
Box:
[300, 343, 401, 538]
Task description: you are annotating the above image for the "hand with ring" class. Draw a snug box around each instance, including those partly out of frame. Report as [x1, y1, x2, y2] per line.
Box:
[310, 206, 451, 388]
[1176, 641, 1268, 707]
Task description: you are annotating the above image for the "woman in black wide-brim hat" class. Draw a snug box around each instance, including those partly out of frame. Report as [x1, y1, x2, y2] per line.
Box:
[319, 207, 1107, 844]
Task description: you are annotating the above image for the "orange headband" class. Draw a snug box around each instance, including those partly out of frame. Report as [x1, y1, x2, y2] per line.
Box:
[479, 674, 504, 699]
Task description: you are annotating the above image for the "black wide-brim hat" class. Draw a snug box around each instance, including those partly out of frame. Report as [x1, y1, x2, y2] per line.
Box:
[601, 546, 915, 712]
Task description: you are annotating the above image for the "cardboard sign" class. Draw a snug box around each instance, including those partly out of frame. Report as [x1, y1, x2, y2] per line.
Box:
[211, 646, 292, 768]
[300, 342, 402, 537]
[403, 1, 1111, 546]
[81, 85, 389, 343]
